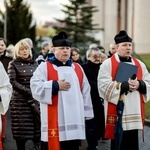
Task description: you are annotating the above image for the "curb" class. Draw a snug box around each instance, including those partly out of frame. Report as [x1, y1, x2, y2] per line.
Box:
[144, 119, 150, 126]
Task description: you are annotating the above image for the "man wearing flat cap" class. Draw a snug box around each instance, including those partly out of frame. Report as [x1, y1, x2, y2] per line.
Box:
[97, 30, 150, 150]
[30, 31, 94, 150]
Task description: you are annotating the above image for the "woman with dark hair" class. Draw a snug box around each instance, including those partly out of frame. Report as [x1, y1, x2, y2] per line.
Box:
[70, 47, 83, 64]
[0, 38, 12, 69]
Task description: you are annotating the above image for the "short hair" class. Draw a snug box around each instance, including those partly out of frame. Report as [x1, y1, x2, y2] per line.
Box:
[41, 41, 49, 49]
[89, 43, 98, 49]
[6, 44, 14, 58]
[109, 43, 116, 48]
[86, 47, 100, 58]
[97, 45, 105, 50]
[13, 40, 32, 59]
[23, 38, 33, 48]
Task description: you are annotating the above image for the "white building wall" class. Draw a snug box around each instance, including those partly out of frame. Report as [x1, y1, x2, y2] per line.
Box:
[92, 0, 104, 46]
[103, 0, 118, 53]
[134, 0, 150, 54]
[91, 0, 150, 54]
[127, 0, 134, 36]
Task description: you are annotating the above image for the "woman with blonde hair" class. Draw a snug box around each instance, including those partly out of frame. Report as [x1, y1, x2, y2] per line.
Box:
[8, 40, 40, 150]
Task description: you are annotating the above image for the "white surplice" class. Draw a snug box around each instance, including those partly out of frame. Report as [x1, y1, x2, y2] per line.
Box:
[97, 53, 150, 131]
[0, 62, 12, 132]
[30, 62, 94, 142]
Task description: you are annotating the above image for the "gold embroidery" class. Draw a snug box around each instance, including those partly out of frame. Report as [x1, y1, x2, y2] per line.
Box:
[48, 129, 59, 137]
[51, 130, 56, 136]
[105, 83, 115, 101]
[107, 115, 117, 124]
[116, 82, 121, 90]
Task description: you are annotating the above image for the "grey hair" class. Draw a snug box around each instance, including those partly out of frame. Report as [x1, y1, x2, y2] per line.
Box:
[23, 38, 33, 48]
[86, 47, 100, 58]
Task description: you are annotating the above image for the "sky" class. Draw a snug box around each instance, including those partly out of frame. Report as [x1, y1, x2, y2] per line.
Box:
[0, 0, 69, 24]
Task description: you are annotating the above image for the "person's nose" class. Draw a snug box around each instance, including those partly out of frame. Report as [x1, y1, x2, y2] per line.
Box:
[126, 45, 131, 50]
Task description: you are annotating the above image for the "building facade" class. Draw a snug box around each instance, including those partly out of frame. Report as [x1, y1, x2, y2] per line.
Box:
[90, 0, 150, 54]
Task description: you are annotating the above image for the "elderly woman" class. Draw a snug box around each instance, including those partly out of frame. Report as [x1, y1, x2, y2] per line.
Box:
[7, 40, 40, 150]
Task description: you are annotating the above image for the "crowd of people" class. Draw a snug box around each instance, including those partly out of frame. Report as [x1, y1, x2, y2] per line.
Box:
[0, 30, 150, 150]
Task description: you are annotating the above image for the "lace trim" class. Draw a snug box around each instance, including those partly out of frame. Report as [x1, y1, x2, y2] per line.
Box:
[42, 124, 85, 132]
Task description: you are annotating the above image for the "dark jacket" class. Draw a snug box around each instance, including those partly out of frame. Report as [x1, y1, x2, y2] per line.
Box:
[0, 50, 12, 71]
[82, 60, 105, 138]
[107, 51, 113, 58]
[72, 58, 83, 65]
[31, 48, 39, 60]
[7, 57, 40, 140]
[82, 60, 102, 108]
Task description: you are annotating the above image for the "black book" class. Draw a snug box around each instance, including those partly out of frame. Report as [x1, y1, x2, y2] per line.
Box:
[115, 62, 138, 82]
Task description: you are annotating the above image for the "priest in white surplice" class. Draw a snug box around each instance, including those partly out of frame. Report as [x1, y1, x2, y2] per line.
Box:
[98, 30, 150, 150]
[0, 62, 12, 149]
[30, 31, 94, 150]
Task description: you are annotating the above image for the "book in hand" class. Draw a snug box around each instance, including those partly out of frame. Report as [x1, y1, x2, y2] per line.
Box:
[115, 62, 138, 82]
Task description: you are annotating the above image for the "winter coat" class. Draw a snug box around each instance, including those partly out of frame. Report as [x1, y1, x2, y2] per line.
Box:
[82, 60, 105, 138]
[7, 57, 40, 140]
[0, 50, 12, 71]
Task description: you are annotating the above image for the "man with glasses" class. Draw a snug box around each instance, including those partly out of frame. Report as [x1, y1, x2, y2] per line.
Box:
[82, 48, 105, 150]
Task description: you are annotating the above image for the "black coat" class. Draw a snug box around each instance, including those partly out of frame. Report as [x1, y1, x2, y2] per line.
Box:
[82, 60, 105, 138]
[0, 50, 12, 71]
[7, 57, 40, 140]
[82, 60, 102, 107]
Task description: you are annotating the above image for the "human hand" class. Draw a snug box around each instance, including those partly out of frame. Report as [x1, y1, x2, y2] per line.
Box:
[128, 78, 139, 92]
[57, 79, 71, 91]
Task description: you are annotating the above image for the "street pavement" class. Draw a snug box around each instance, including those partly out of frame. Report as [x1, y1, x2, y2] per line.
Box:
[3, 110, 150, 150]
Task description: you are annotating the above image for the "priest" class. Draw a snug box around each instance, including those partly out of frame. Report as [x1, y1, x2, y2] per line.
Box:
[30, 31, 94, 150]
[0, 62, 12, 150]
[98, 30, 150, 150]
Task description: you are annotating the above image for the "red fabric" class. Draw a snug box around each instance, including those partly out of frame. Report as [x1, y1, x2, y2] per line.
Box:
[104, 55, 144, 139]
[47, 62, 83, 150]
[73, 62, 83, 90]
[0, 133, 2, 150]
[47, 62, 60, 150]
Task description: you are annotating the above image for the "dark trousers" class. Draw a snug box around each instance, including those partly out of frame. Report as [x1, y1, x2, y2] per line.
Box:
[86, 118, 98, 150]
[16, 138, 40, 150]
[111, 129, 139, 150]
[16, 139, 26, 150]
[41, 140, 80, 150]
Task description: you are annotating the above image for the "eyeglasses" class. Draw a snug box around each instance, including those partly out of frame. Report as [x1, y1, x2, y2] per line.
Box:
[91, 55, 101, 59]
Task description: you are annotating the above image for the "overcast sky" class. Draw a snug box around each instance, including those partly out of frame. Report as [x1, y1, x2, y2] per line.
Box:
[0, 0, 69, 24]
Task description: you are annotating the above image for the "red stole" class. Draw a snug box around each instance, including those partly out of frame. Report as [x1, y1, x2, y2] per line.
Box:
[47, 62, 83, 150]
[0, 133, 2, 150]
[104, 55, 144, 139]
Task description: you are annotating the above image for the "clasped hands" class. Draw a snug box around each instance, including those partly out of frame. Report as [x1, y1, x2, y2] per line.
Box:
[128, 77, 139, 92]
[57, 79, 71, 91]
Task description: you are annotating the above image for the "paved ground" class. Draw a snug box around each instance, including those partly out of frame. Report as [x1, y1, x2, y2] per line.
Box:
[3, 110, 150, 150]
